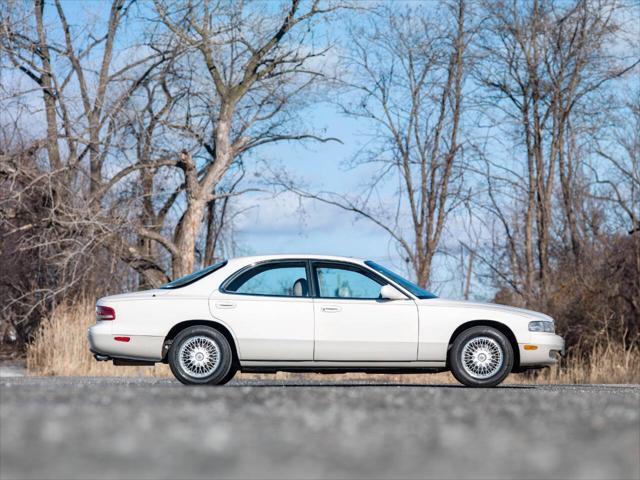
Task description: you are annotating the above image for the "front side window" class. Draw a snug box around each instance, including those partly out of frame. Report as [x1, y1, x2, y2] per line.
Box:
[315, 265, 383, 299]
[225, 262, 309, 297]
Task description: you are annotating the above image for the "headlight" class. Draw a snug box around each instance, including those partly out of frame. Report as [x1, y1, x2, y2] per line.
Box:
[528, 321, 555, 333]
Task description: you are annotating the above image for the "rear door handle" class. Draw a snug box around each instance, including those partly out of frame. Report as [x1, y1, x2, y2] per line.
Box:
[321, 305, 342, 313]
[215, 302, 236, 309]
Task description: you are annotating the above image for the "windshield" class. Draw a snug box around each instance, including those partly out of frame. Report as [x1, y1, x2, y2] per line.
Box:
[364, 260, 438, 299]
[160, 260, 228, 289]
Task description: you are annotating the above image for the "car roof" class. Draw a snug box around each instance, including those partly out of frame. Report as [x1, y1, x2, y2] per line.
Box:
[228, 254, 366, 264]
[173, 255, 369, 295]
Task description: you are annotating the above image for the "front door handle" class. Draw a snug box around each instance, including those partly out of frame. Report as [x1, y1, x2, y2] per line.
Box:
[215, 302, 236, 309]
[321, 305, 342, 313]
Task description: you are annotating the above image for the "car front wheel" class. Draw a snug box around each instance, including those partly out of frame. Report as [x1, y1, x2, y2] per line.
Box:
[168, 325, 234, 385]
[449, 326, 513, 387]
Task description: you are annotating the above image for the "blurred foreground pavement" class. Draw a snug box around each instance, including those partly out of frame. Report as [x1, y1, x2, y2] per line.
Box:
[0, 377, 638, 480]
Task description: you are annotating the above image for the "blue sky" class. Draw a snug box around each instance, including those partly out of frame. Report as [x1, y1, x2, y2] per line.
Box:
[233, 104, 405, 265]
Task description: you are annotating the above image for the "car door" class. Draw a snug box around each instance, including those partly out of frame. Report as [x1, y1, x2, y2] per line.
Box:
[312, 262, 419, 361]
[211, 260, 314, 361]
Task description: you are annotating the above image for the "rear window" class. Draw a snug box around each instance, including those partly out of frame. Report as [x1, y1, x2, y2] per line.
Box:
[160, 260, 228, 289]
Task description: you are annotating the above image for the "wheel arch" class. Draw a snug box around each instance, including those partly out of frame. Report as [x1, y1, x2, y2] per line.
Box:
[447, 320, 520, 368]
[163, 319, 240, 364]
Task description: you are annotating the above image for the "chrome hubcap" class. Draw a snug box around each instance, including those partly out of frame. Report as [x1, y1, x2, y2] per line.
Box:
[461, 336, 503, 379]
[178, 336, 220, 378]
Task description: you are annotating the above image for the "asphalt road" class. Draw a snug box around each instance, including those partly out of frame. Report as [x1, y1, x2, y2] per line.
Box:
[0, 377, 638, 480]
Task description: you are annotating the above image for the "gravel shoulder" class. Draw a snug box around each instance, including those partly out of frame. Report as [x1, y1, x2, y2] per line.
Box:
[1, 377, 638, 480]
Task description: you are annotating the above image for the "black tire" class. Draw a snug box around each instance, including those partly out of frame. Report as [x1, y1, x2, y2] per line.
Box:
[449, 326, 513, 387]
[168, 325, 234, 385]
[218, 366, 238, 385]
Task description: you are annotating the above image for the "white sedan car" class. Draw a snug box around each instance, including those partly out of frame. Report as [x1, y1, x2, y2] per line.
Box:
[88, 255, 564, 387]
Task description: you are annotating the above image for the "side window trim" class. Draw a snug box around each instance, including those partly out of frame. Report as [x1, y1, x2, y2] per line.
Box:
[304, 259, 317, 299]
[220, 259, 311, 298]
[219, 258, 414, 299]
[310, 261, 387, 300]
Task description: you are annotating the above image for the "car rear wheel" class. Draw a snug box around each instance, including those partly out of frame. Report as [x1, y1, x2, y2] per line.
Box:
[168, 325, 233, 385]
[449, 326, 513, 387]
[218, 366, 238, 385]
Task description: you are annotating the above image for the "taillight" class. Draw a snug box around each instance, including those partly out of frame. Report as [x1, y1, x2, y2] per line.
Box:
[96, 305, 116, 321]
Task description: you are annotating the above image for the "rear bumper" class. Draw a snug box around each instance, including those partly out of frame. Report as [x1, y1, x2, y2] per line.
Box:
[87, 323, 164, 362]
[87, 321, 112, 354]
[518, 333, 565, 366]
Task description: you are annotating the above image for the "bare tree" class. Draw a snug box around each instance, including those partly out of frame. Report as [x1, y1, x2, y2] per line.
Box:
[0, 0, 173, 284]
[275, 1, 470, 288]
[475, 0, 638, 303]
[592, 98, 640, 236]
[590, 94, 640, 321]
[1, 0, 345, 291]
[124, 0, 346, 279]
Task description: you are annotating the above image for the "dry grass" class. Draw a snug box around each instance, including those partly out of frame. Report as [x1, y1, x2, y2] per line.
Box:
[27, 301, 171, 377]
[27, 300, 640, 384]
[523, 342, 640, 385]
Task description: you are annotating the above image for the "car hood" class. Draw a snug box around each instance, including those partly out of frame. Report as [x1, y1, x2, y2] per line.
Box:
[414, 298, 553, 322]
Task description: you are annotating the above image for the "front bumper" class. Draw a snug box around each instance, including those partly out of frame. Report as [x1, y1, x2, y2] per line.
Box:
[518, 333, 565, 366]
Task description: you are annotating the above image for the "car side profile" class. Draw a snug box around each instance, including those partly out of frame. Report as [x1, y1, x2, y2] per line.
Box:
[88, 255, 564, 387]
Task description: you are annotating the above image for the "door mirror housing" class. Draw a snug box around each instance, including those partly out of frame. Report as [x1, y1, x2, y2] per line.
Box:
[380, 284, 407, 300]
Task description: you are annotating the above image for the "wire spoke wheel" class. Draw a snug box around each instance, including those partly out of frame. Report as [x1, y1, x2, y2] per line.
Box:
[461, 336, 504, 379]
[178, 335, 220, 378]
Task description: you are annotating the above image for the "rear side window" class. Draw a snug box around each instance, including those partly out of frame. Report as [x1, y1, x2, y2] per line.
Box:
[160, 260, 228, 289]
[224, 262, 309, 297]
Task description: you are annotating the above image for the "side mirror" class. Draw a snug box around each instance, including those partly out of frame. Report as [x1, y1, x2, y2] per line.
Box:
[380, 284, 407, 300]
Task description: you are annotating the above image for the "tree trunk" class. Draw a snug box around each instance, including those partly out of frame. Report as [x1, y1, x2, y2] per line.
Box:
[204, 200, 218, 266]
[172, 197, 206, 278]
[171, 106, 235, 278]
[558, 126, 581, 258]
[34, 0, 61, 171]
[416, 253, 433, 289]
[463, 249, 475, 300]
